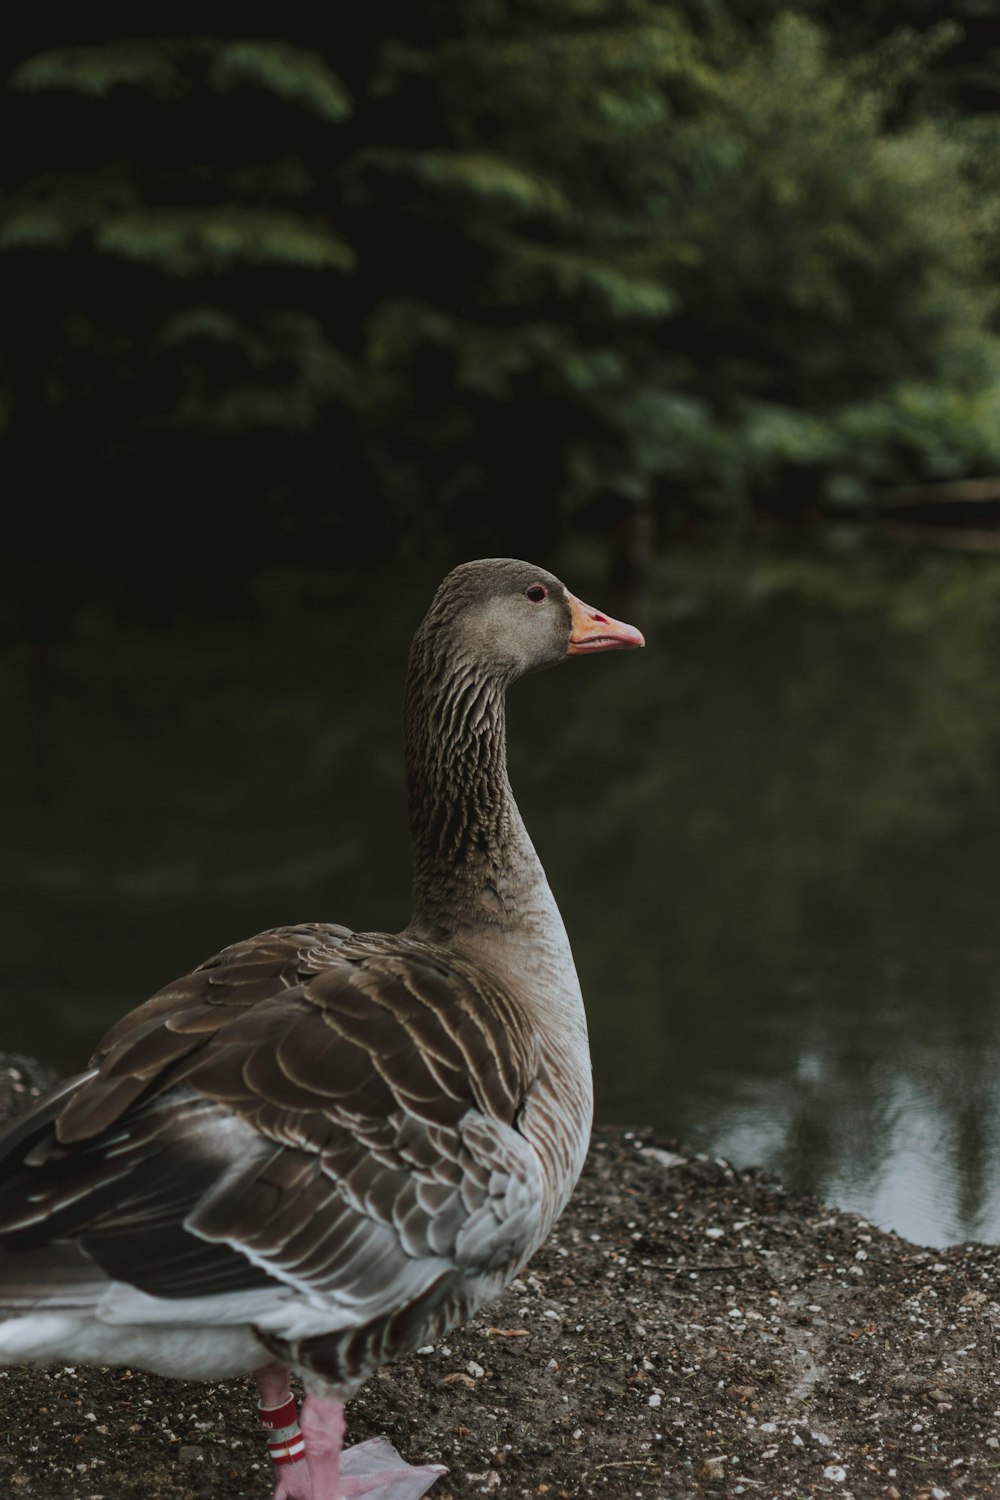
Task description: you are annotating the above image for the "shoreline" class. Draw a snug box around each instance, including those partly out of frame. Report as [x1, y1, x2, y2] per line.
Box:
[2, 1060, 999, 1498]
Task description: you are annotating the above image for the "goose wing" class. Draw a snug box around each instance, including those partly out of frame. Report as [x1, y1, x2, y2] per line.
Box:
[0, 924, 543, 1380]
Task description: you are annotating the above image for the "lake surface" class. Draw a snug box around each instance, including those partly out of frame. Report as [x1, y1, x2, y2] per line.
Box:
[3, 546, 1000, 1247]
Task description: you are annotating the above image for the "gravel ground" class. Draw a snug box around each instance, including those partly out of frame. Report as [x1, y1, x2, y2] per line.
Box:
[2, 1058, 1000, 1499]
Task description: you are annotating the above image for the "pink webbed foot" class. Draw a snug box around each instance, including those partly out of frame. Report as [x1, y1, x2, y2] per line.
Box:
[301, 1394, 446, 1500]
[339, 1437, 447, 1499]
[270, 1466, 314, 1500]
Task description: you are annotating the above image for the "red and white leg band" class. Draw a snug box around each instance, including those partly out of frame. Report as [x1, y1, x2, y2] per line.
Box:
[258, 1393, 307, 1466]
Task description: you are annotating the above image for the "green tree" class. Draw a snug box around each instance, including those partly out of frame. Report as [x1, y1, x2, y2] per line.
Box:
[2, 8, 1000, 619]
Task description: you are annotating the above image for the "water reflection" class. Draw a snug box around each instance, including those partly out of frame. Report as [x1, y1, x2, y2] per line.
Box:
[3, 550, 1000, 1247]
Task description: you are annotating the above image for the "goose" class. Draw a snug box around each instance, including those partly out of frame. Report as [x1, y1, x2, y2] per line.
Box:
[0, 558, 644, 1500]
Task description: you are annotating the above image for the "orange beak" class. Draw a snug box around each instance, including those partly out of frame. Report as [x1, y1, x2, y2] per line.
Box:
[566, 592, 645, 655]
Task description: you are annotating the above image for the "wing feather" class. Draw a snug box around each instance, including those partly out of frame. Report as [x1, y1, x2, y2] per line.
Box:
[0, 923, 544, 1383]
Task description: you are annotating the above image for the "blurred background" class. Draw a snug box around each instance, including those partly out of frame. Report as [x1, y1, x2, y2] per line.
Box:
[4, 6, 1000, 1247]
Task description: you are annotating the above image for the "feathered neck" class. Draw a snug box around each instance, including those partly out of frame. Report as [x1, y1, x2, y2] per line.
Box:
[403, 617, 534, 940]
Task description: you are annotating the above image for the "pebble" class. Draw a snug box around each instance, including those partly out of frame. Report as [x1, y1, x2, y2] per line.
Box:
[639, 1147, 687, 1169]
[822, 1465, 847, 1481]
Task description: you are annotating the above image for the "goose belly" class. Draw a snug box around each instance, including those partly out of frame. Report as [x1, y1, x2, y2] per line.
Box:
[0, 1309, 268, 1379]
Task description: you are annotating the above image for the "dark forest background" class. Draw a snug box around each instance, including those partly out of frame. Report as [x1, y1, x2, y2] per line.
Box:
[4, 3, 1000, 629]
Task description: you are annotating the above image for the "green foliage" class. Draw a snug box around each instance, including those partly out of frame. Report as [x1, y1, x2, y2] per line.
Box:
[371, 151, 570, 216]
[210, 42, 352, 121]
[95, 209, 355, 275]
[2, 6, 1000, 586]
[13, 41, 189, 98]
[640, 12, 1000, 508]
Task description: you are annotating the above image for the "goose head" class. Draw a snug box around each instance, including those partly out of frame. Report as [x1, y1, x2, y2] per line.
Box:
[417, 558, 644, 685]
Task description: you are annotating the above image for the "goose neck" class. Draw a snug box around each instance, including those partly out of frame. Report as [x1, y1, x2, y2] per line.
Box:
[404, 638, 532, 936]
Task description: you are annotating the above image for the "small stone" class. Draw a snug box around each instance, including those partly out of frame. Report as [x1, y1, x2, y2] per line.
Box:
[822, 1465, 847, 1482]
[639, 1147, 687, 1169]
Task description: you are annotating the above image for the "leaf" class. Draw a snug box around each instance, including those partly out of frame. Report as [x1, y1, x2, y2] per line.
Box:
[367, 150, 569, 218]
[210, 41, 352, 121]
[95, 209, 356, 275]
[12, 41, 191, 99]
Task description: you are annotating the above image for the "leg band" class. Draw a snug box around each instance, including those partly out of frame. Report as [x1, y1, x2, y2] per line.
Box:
[258, 1393, 307, 1466]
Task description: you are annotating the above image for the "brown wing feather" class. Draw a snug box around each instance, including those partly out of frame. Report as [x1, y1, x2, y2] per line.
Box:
[0, 921, 543, 1378]
[55, 923, 355, 1143]
[57, 924, 536, 1146]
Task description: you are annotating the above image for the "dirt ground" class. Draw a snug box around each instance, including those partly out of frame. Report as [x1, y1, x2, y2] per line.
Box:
[2, 1056, 999, 1500]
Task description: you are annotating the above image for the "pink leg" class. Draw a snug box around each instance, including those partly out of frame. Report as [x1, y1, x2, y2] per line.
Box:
[299, 1393, 446, 1499]
[299, 1395, 345, 1499]
[254, 1360, 313, 1500]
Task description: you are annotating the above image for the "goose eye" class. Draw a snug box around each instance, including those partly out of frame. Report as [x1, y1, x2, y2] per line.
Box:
[525, 585, 547, 602]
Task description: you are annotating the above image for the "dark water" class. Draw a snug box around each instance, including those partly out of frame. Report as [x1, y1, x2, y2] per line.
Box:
[4, 548, 1000, 1248]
